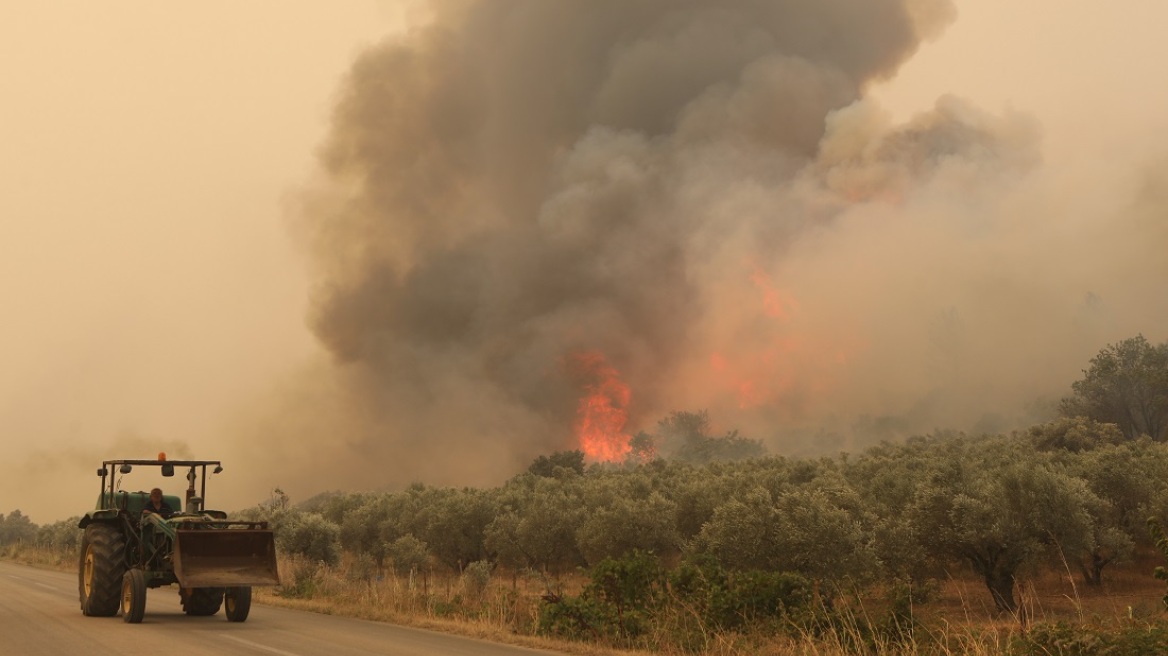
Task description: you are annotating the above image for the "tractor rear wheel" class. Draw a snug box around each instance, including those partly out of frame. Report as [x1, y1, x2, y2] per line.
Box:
[180, 587, 224, 616]
[224, 586, 252, 622]
[121, 569, 146, 623]
[78, 523, 126, 617]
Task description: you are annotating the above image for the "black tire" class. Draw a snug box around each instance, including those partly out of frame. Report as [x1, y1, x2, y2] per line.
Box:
[78, 523, 126, 617]
[180, 587, 224, 616]
[224, 586, 252, 622]
[77, 533, 88, 615]
[121, 569, 146, 623]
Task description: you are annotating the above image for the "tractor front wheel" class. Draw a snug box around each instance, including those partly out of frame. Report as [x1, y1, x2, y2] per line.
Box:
[180, 587, 224, 616]
[78, 523, 126, 617]
[121, 569, 146, 623]
[224, 586, 252, 622]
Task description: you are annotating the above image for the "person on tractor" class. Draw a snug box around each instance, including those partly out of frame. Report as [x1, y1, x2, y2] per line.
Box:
[143, 488, 173, 518]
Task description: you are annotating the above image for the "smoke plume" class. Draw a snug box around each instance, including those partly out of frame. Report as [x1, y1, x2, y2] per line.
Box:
[256, 0, 1167, 492]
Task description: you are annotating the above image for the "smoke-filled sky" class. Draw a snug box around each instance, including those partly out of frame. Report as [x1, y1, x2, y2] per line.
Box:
[3, 1, 1167, 522]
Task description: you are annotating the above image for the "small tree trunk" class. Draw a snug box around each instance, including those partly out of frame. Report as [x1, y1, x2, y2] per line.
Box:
[984, 568, 1018, 615]
[1079, 562, 1098, 587]
[1081, 551, 1107, 587]
[969, 550, 1026, 621]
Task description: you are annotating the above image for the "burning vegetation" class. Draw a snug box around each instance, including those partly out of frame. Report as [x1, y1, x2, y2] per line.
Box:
[568, 351, 633, 462]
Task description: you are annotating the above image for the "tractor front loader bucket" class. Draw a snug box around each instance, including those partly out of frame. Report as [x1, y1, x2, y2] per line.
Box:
[173, 527, 280, 588]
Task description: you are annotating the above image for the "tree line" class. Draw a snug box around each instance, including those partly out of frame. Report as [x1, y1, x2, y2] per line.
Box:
[261, 420, 1166, 614]
[242, 334, 1168, 618]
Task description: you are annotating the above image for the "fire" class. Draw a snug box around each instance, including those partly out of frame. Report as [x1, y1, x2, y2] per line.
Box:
[711, 263, 856, 413]
[567, 350, 632, 462]
[711, 339, 802, 410]
[749, 265, 800, 320]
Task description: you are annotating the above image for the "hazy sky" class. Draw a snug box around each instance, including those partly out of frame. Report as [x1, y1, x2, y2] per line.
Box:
[3, 1, 1167, 523]
[0, 2, 403, 520]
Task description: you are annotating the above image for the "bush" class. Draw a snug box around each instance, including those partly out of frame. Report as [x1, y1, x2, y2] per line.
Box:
[1013, 622, 1168, 656]
[586, 551, 665, 639]
[528, 451, 585, 477]
[538, 594, 607, 641]
[729, 570, 813, 624]
[388, 534, 430, 576]
[276, 512, 342, 566]
[0, 510, 37, 546]
[462, 560, 492, 599]
[538, 551, 665, 643]
[670, 554, 812, 631]
[35, 518, 81, 552]
[280, 558, 324, 599]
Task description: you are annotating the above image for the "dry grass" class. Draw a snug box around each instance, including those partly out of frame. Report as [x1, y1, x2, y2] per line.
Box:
[5, 543, 1168, 655]
[252, 554, 649, 656]
[257, 552, 1168, 655]
[1, 543, 77, 571]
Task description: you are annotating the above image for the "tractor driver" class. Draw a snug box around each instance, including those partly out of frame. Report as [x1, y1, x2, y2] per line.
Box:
[143, 488, 174, 519]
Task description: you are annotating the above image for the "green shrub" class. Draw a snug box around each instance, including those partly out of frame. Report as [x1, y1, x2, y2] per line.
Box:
[462, 560, 492, 599]
[538, 594, 607, 640]
[277, 512, 342, 566]
[1151, 517, 1168, 609]
[1013, 622, 1168, 656]
[670, 554, 812, 631]
[538, 551, 665, 643]
[388, 534, 430, 576]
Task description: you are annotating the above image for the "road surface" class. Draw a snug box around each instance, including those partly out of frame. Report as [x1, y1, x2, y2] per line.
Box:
[0, 560, 563, 656]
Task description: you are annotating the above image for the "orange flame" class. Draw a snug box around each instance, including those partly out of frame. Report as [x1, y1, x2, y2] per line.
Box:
[568, 351, 632, 462]
[711, 341, 802, 410]
[711, 264, 855, 414]
[749, 265, 800, 320]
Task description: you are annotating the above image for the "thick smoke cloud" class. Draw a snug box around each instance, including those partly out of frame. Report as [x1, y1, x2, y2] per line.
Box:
[262, 0, 1165, 492]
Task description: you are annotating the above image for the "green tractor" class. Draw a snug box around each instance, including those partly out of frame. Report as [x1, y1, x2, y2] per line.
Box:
[77, 456, 280, 623]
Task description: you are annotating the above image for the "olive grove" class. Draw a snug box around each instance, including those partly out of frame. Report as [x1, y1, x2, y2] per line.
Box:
[5, 335, 1168, 643]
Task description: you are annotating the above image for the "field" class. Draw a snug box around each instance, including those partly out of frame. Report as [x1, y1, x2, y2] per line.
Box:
[6, 541, 1168, 654]
[253, 551, 1168, 655]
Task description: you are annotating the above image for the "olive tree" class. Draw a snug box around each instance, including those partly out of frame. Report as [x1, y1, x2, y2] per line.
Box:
[388, 534, 430, 576]
[695, 485, 877, 587]
[36, 517, 81, 552]
[483, 479, 586, 575]
[338, 495, 397, 564]
[1061, 335, 1168, 441]
[0, 510, 38, 546]
[912, 439, 1097, 615]
[415, 488, 496, 571]
[653, 410, 765, 464]
[1065, 440, 1168, 583]
[277, 512, 342, 566]
[842, 440, 937, 582]
[575, 492, 680, 565]
[673, 470, 747, 540]
[527, 450, 585, 477]
[1027, 417, 1125, 452]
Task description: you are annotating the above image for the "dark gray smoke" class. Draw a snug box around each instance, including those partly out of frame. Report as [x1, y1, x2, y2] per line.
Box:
[266, 0, 1159, 492]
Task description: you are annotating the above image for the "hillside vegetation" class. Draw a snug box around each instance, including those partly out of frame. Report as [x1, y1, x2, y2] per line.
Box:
[5, 335, 1168, 655]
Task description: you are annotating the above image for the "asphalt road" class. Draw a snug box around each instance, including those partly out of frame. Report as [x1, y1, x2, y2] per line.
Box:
[0, 560, 563, 656]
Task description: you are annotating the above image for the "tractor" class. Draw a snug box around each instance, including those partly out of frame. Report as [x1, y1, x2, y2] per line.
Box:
[77, 455, 280, 623]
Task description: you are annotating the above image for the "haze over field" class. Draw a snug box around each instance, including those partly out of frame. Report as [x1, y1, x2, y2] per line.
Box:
[2, 1, 1167, 521]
